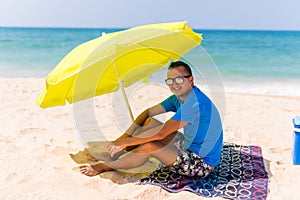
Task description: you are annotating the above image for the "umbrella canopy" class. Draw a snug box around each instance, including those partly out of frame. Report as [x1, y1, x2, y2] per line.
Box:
[36, 21, 202, 116]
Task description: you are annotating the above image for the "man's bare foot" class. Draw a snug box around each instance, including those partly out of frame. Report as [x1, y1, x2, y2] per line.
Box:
[79, 163, 113, 177]
[79, 165, 100, 176]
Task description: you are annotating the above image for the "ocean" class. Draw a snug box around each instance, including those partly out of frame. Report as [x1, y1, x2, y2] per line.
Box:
[1, 27, 300, 96]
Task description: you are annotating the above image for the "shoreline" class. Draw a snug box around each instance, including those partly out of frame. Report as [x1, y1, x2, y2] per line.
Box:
[1, 77, 299, 97]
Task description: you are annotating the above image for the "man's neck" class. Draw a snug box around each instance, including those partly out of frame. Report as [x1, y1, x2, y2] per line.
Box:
[178, 86, 194, 102]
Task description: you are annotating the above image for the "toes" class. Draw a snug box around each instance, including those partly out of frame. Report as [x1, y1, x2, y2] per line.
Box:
[80, 168, 91, 176]
[79, 166, 89, 174]
[79, 165, 89, 169]
[78, 165, 100, 176]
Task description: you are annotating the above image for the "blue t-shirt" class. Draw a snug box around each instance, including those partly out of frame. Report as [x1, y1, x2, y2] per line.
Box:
[161, 86, 223, 166]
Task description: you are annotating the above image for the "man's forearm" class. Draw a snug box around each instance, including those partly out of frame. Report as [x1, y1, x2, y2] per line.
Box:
[119, 119, 186, 148]
[117, 125, 165, 148]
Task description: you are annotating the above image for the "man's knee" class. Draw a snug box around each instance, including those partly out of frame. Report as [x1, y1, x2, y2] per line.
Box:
[137, 142, 163, 153]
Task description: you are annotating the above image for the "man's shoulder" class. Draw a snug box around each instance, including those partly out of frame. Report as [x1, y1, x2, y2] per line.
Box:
[164, 94, 179, 103]
[193, 86, 211, 102]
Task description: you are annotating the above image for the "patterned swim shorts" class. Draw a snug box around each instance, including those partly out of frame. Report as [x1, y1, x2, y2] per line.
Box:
[171, 140, 213, 178]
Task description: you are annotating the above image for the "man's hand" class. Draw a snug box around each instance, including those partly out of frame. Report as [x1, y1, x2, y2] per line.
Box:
[106, 142, 126, 157]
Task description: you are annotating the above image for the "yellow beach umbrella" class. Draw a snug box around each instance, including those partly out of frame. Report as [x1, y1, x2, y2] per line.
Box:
[36, 21, 202, 120]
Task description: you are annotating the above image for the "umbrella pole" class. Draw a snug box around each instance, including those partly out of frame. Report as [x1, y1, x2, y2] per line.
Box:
[113, 62, 134, 122]
[119, 80, 135, 122]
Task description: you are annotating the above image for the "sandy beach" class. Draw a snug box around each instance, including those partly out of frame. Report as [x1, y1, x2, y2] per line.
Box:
[1, 77, 300, 200]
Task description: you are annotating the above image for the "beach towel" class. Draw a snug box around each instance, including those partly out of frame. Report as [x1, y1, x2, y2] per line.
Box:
[140, 143, 268, 200]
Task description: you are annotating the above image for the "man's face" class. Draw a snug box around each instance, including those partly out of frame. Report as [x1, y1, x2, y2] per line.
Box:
[166, 66, 194, 99]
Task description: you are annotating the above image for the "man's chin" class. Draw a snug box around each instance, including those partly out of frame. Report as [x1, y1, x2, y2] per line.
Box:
[174, 92, 183, 98]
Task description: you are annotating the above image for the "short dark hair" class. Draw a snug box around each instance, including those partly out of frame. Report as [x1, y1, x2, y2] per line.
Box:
[168, 61, 192, 76]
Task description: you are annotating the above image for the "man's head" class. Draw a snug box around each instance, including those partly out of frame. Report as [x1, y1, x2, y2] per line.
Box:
[165, 61, 194, 100]
[168, 61, 193, 77]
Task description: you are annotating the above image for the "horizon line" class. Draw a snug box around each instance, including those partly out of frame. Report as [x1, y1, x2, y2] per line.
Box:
[1, 25, 300, 32]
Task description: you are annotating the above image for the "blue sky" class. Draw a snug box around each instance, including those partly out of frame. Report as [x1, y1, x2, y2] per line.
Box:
[0, 0, 299, 30]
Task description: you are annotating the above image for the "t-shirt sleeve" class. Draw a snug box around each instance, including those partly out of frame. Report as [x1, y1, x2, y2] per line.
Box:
[161, 95, 178, 112]
[171, 101, 200, 124]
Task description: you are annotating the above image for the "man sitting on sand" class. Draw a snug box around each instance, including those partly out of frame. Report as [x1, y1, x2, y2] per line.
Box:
[80, 61, 223, 178]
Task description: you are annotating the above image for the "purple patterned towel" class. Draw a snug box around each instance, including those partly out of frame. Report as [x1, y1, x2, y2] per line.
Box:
[140, 143, 268, 200]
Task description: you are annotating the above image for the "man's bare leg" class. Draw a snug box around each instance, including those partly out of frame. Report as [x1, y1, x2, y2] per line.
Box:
[112, 117, 179, 159]
[79, 140, 178, 176]
[84, 117, 164, 161]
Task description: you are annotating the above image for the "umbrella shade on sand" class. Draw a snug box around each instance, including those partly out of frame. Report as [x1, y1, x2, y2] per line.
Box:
[36, 21, 202, 120]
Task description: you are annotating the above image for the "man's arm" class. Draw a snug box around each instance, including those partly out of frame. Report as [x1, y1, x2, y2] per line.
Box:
[109, 119, 188, 156]
[115, 103, 166, 141]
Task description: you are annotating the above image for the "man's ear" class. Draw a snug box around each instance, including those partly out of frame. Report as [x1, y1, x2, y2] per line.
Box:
[190, 76, 194, 85]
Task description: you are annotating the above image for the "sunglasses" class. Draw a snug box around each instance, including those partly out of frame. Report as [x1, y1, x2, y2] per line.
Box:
[165, 75, 191, 86]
